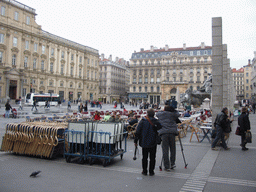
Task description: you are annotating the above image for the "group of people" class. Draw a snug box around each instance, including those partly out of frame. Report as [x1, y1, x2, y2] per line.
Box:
[134, 105, 180, 176]
[133, 105, 252, 176]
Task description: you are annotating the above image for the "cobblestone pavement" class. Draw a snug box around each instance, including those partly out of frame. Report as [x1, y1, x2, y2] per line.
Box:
[0, 102, 256, 192]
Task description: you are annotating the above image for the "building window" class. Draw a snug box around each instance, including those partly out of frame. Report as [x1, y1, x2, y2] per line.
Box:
[42, 45, 45, 54]
[79, 68, 82, 77]
[80, 56, 82, 63]
[95, 71, 97, 79]
[0, 51, 3, 63]
[14, 11, 19, 20]
[87, 70, 89, 78]
[41, 60, 44, 70]
[145, 86, 147, 92]
[180, 77, 183, 82]
[246, 86, 249, 90]
[1, 6, 5, 16]
[51, 48, 54, 56]
[49, 81, 53, 86]
[151, 69, 154, 75]
[24, 56, 28, 68]
[12, 54, 16, 66]
[190, 59, 193, 63]
[151, 78, 154, 83]
[92, 59, 94, 66]
[34, 43, 38, 52]
[26, 16, 30, 25]
[197, 51, 200, 56]
[197, 86, 200, 90]
[0, 34, 4, 43]
[157, 78, 160, 83]
[13, 37, 17, 47]
[133, 86, 136, 92]
[166, 77, 169, 81]
[40, 81, 44, 85]
[197, 76, 200, 82]
[133, 78, 136, 83]
[88, 58, 90, 65]
[157, 86, 160, 92]
[50, 62, 53, 72]
[246, 73, 248, 77]
[61, 64, 64, 74]
[139, 77, 142, 83]
[173, 59, 176, 64]
[70, 66, 73, 76]
[25, 40, 29, 50]
[33, 58, 37, 69]
[61, 51, 64, 59]
[151, 86, 154, 92]
[190, 51, 193, 56]
[204, 58, 207, 63]
[197, 59, 200, 63]
[145, 77, 148, 83]
[173, 77, 176, 82]
[71, 54, 74, 61]
[139, 87, 142, 92]
[246, 79, 249, 83]
[60, 81, 64, 87]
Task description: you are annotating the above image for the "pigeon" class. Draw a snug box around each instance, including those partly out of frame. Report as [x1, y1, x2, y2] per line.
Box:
[30, 171, 41, 177]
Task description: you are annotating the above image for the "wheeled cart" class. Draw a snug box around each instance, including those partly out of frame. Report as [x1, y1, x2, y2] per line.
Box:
[64, 121, 127, 166]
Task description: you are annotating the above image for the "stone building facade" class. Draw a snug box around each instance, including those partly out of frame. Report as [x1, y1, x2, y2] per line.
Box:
[128, 43, 212, 104]
[0, 0, 99, 102]
[99, 54, 127, 104]
[243, 61, 252, 100]
[250, 52, 256, 101]
[232, 68, 244, 100]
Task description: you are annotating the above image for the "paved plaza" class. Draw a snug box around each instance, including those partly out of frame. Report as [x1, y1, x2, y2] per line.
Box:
[0, 102, 256, 192]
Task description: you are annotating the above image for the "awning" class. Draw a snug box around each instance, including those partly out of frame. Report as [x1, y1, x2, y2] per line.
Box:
[128, 93, 148, 98]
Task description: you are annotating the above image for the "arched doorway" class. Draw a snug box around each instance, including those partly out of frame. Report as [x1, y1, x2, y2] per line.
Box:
[170, 88, 176, 100]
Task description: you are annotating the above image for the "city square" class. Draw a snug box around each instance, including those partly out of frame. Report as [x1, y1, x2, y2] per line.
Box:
[0, 0, 256, 192]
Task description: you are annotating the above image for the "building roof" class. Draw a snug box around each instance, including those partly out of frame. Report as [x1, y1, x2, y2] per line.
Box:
[232, 68, 244, 73]
[138, 46, 212, 53]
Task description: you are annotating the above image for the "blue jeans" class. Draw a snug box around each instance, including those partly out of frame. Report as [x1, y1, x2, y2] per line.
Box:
[212, 125, 227, 149]
[5, 110, 10, 118]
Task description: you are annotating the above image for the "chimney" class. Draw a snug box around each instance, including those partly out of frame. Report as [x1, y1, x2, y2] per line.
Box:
[248, 59, 251, 65]
[150, 45, 154, 52]
[115, 57, 119, 62]
[134, 50, 136, 53]
[165, 44, 169, 51]
[140, 48, 144, 52]
[108, 54, 112, 61]
[101, 53, 104, 61]
[201, 42, 205, 49]
[183, 43, 186, 50]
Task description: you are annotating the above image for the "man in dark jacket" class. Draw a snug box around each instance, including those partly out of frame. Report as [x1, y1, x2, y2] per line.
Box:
[212, 107, 230, 150]
[238, 107, 251, 150]
[5, 100, 12, 118]
[156, 105, 180, 171]
[134, 108, 162, 176]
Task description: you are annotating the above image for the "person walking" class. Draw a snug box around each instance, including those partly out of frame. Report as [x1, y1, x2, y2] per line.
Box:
[134, 108, 162, 176]
[212, 107, 230, 150]
[31, 100, 37, 111]
[156, 105, 181, 171]
[5, 100, 12, 118]
[67, 100, 71, 109]
[238, 107, 251, 150]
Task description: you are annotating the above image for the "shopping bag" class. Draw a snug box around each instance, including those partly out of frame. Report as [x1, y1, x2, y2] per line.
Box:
[235, 126, 242, 136]
[245, 131, 252, 143]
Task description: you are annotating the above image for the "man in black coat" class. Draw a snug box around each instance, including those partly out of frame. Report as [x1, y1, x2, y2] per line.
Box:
[238, 107, 251, 150]
[212, 107, 230, 150]
[134, 108, 162, 176]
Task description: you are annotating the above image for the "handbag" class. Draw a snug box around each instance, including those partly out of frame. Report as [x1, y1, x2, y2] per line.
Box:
[245, 131, 252, 143]
[146, 116, 162, 145]
[235, 126, 242, 136]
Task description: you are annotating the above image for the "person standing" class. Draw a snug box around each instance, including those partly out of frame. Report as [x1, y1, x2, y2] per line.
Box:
[238, 107, 251, 150]
[212, 107, 230, 150]
[31, 100, 37, 111]
[5, 100, 12, 118]
[156, 105, 180, 171]
[67, 100, 71, 109]
[134, 108, 162, 176]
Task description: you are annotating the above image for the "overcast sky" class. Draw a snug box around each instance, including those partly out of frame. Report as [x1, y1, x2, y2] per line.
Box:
[19, 0, 256, 69]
